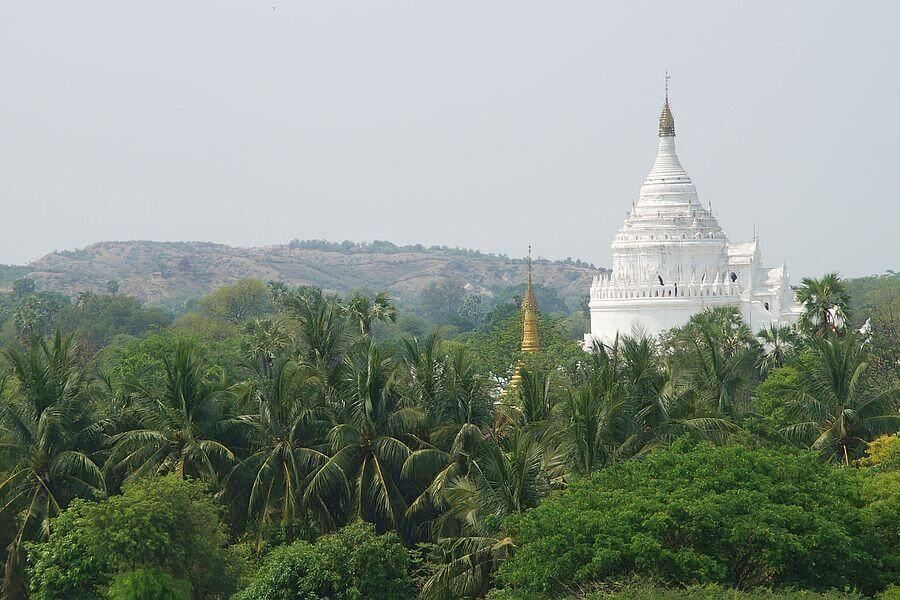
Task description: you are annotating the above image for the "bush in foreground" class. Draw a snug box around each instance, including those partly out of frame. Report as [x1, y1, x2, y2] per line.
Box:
[580, 583, 884, 599]
[234, 520, 413, 600]
[27, 476, 242, 599]
[496, 441, 892, 597]
[489, 581, 874, 600]
[106, 568, 191, 600]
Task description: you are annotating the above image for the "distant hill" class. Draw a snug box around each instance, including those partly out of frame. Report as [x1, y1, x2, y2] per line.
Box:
[12, 240, 606, 310]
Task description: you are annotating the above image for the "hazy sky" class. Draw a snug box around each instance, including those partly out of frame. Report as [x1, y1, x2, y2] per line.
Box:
[1, 1, 898, 277]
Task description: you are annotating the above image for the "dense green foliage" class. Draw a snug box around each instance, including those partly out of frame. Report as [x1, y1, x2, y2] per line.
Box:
[0, 271, 897, 599]
[496, 441, 889, 596]
[105, 569, 191, 600]
[25, 502, 111, 600]
[488, 581, 883, 599]
[234, 521, 412, 600]
[27, 476, 242, 599]
[578, 588, 873, 600]
[56, 293, 171, 353]
[858, 434, 900, 471]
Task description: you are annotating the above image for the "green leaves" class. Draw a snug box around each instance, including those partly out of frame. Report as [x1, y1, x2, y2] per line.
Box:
[497, 443, 888, 596]
[776, 333, 900, 463]
[107, 341, 237, 484]
[234, 521, 412, 600]
[27, 476, 243, 599]
[0, 331, 103, 597]
[796, 273, 853, 337]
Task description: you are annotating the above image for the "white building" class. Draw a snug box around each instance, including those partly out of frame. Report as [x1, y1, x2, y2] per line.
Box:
[585, 94, 801, 346]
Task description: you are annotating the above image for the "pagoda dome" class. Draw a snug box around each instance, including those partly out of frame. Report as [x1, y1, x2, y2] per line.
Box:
[612, 95, 725, 252]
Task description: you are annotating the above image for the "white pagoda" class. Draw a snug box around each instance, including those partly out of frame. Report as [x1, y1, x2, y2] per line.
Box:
[585, 89, 801, 346]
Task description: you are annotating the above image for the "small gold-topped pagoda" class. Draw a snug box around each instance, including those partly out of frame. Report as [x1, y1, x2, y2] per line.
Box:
[507, 247, 540, 393]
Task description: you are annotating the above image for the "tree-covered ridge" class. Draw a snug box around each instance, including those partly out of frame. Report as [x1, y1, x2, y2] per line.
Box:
[0, 272, 896, 599]
[7, 239, 602, 314]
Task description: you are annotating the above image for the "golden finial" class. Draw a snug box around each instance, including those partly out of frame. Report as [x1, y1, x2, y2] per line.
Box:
[505, 246, 541, 396]
[527, 244, 533, 287]
[659, 71, 675, 137]
[521, 245, 540, 353]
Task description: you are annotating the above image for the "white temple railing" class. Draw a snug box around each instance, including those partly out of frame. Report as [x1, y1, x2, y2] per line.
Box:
[589, 274, 740, 301]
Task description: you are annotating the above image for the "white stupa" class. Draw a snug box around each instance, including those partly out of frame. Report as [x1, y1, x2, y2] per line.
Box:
[585, 87, 801, 346]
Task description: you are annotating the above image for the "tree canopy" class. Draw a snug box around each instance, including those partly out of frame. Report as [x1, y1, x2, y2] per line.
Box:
[0, 272, 897, 599]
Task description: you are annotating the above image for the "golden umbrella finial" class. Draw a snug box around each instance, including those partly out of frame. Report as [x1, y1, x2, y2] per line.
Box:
[660, 71, 675, 137]
[505, 246, 541, 396]
[521, 245, 540, 353]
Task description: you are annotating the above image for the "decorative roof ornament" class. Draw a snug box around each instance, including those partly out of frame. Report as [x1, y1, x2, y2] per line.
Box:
[505, 246, 541, 397]
[520, 245, 540, 353]
[659, 71, 676, 137]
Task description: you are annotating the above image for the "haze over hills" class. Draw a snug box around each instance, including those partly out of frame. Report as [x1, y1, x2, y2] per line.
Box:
[4, 239, 605, 310]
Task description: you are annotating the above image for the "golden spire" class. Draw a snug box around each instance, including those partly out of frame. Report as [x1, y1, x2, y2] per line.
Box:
[659, 71, 675, 137]
[505, 246, 541, 396]
[520, 245, 540, 353]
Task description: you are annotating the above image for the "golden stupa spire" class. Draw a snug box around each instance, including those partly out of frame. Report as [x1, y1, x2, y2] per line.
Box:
[659, 71, 675, 137]
[505, 246, 541, 396]
[520, 245, 540, 353]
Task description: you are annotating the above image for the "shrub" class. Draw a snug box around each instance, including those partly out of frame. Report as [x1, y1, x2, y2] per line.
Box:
[581, 584, 865, 599]
[863, 470, 900, 584]
[496, 441, 889, 597]
[488, 581, 868, 599]
[26, 503, 113, 600]
[858, 434, 900, 472]
[106, 568, 191, 600]
[28, 476, 242, 599]
[234, 521, 413, 600]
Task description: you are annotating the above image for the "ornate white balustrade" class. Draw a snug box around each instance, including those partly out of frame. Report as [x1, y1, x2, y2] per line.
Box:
[589, 274, 740, 301]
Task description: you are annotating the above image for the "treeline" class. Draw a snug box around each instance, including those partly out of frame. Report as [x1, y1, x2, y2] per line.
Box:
[288, 238, 485, 256]
[286, 238, 597, 268]
[0, 273, 897, 598]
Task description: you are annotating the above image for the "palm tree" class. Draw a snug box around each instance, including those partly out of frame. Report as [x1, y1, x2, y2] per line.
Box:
[433, 347, 493, 440]
[283, 288, 351, 405]
[756, 324, 798, 375]
[420, 428, 545, 599]
[345, 291, 397, 336]
[448, 427, 547, 524]
[635, 371, 736, 451]
[593, 333, 737, 457]
[556, 377, 618, 476]
[403, 420, 483, 541]
[680, 325, 758, 418]
[107, 341, 237, 485]
[780, 333, 899, 464]
[795, 273, 852, 337]
[0, 333, 105, 598]
[227, 359, 329, 544]
[402, 346, 493, 540]
[576, 335, 658, 462]
[267, 280, 290, 304]
[399, 330, 444, 413]
[241, 317, 290, 378]
[515, 368, 555, 427]
[304, 342, 423, 539]
[420, 533, 514, 599]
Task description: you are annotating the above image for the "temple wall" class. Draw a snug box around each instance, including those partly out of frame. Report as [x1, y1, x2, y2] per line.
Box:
[585, 295, 739, 344]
